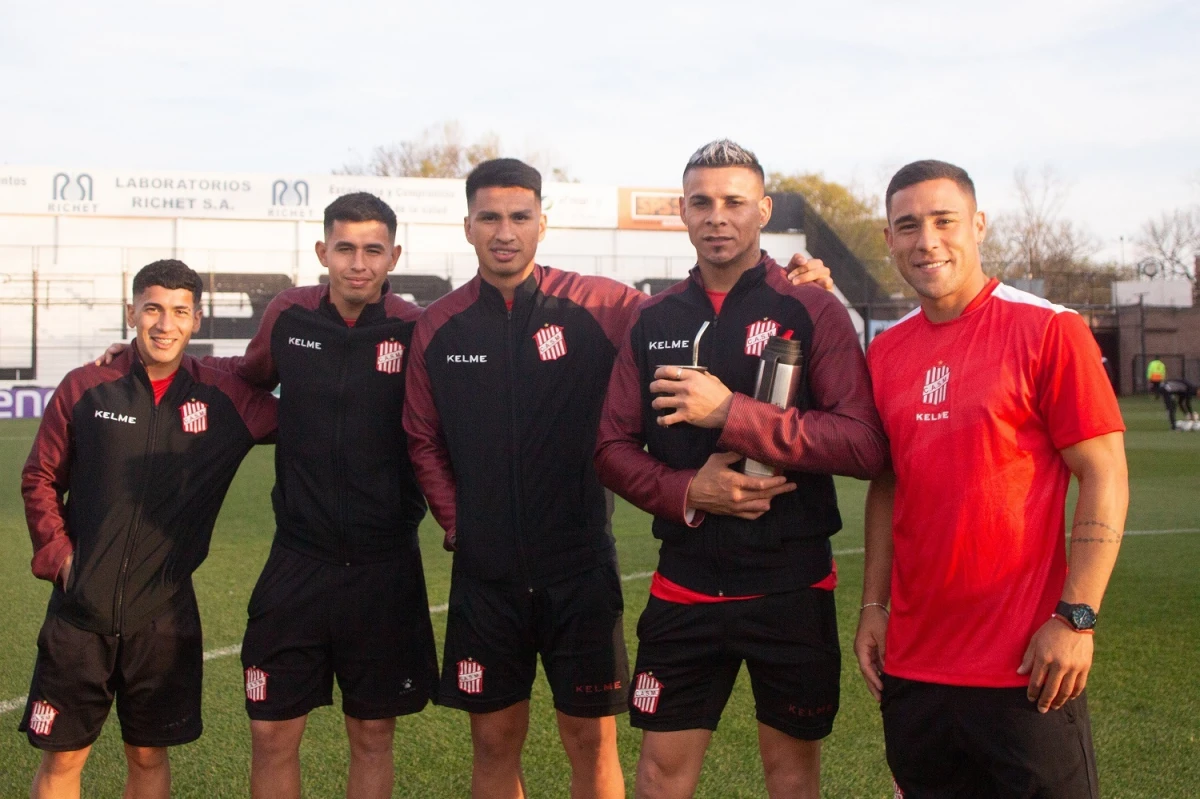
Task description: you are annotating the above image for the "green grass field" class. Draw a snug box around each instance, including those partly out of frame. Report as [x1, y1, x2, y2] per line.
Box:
[0, 395, 1197, 797]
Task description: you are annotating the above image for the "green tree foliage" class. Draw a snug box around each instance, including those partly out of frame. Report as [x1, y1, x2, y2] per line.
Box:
[765, 171, 905, 296]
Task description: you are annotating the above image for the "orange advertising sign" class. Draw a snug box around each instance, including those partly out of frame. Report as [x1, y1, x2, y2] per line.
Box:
[617, 187, 685, 231]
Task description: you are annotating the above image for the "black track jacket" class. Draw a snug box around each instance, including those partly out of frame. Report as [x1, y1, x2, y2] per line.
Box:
[596, 255, 887, 596]
[404, 265, 643, 588]
[212, 283, 426, 565]
[22, 348, 276, 635]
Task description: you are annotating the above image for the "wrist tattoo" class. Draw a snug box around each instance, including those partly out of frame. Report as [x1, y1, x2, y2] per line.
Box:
[1070, 536, 1122, 544]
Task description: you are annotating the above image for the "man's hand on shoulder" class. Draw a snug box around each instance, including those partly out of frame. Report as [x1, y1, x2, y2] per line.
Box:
[785, 254, 834, 292]
[686, 451, 795, 520]
[93, 342, 129, 366]
[1018, 618, 1094, 713]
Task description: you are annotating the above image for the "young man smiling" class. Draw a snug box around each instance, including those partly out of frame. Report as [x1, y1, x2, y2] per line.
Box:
[21, 260, 276, 799]
[219, 192, 439, 799]
[856, 160, 1127, 797]
[595, 140, 886, 799]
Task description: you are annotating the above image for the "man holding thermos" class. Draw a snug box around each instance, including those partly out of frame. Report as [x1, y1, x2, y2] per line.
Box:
[595, 139, 886, 799]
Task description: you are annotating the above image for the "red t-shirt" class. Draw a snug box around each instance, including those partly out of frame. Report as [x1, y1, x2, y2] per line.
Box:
[150, 374, 175, 405]
[866, 279, 1124, 687]
[650, 563, 837, 604]
[706, 290, 728, 315]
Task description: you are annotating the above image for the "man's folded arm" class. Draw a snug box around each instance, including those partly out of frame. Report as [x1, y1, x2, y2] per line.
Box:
[719, 294, 886, 479]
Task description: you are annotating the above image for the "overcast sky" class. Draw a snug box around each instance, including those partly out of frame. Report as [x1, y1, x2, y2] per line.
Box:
[3, 0, 1197, 263]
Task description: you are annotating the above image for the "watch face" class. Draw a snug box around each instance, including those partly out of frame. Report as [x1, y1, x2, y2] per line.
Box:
[1070, 605, 1097, 630]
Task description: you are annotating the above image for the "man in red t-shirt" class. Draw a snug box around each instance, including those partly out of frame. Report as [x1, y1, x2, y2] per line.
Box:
[855, 160, 1128, 798]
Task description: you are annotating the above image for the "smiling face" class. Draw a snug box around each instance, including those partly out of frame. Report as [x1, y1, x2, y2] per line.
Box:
[680, 166, 772, 284]
[464, 186, 546, 293]
[126, 285, 201, 379]
[315, 219, 401, 319]
[885, 178, 988, 323]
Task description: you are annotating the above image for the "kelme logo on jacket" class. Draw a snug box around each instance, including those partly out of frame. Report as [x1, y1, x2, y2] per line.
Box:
[376, 340, 405, 374]
[179, 400, 208, 434]
[745, 319, 779, 357]
[534, 324, 566, 362]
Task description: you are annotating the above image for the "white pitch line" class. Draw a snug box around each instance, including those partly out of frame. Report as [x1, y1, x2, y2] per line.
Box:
[1, 529, 1193, 715]
[0, 696, 26, 714]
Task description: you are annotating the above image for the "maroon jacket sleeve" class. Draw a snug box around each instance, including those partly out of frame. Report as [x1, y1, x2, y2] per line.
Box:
[580, 276, 647, 347]
[20, 367, 98, 582]
[718, 280, 887, 479]
[202, 289, 308, 390]
[195, 361, 279, 443]
[403, 312, 458, 549]
[595, 315, 699, 524]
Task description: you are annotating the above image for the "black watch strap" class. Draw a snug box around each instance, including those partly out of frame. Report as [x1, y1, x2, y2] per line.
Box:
[1054, 601, 1097, 631]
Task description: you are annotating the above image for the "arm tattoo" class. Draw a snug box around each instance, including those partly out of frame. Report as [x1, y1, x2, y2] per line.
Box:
[1070, 520, 1123, 544]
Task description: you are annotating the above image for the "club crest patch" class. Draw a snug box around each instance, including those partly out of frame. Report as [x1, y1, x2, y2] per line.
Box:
[457, 658, 485, 694]
[180, 400, 208, 434]
[28, 700, 58, 736]
[245, 667, 269, 702]
[922, 363, 949, 405]
[534, 324, 566, 362]
[631, 672, 662, 714]
[744, 319, 779, 357]
[376, 340, 405, 374]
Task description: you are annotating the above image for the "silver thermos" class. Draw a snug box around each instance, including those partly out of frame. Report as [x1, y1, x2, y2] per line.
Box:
[742, 336, 804, 477]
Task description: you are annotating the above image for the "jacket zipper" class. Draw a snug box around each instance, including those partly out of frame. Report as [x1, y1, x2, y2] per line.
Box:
[112, 391, 160, 636]
[334, 325, 352, 565]
[505, 306, 534, 593]
[707, 301, 726, 596]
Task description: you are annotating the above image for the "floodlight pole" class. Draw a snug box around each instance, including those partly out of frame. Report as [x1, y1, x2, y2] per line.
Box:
[1138, 293, 1147, 391]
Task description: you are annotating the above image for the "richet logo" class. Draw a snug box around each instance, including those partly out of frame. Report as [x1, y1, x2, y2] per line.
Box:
[271, 180, 309, 206]
[52, 172, 93, 201]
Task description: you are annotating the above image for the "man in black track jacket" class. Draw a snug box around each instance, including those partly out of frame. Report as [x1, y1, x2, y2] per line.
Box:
[209, 193, 439, 799]
[404, 159, 642, 799]
[595, 140, 887, 799]
[21, 259, 276, 799]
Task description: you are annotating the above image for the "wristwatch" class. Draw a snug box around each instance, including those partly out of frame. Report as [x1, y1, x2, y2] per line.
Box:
[1053, 601, 1097, 632]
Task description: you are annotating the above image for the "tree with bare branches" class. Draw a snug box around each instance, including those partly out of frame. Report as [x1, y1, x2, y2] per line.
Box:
[1136, 208, 1199, 286]
[336, 121, 574, 180]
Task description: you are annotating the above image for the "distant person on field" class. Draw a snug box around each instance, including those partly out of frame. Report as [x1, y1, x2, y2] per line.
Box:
[1153, 378, 1198, 429]
[1146, 356, 1166, 390]
[21, 260, 276, 799]
[856, 160, 1129, 798]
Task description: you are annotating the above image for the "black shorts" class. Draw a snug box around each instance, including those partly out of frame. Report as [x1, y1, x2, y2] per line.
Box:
[19, 592, 203, 751]
[629, 588, 840, 739]
[438, 563, 629, 717]
[881, 675, 1099, 799]
[241, 544, 438, 721]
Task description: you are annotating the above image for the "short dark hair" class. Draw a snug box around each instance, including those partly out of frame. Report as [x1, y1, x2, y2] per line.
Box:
[682, 139, 765, 184]
[466, 158, 542, 204]
[885, 160, 976, 217]
[132, 259, 203, 305]
[324, 192, 397, 238]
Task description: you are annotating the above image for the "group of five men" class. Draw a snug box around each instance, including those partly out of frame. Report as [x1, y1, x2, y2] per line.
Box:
[20, 140, 1127, 798]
